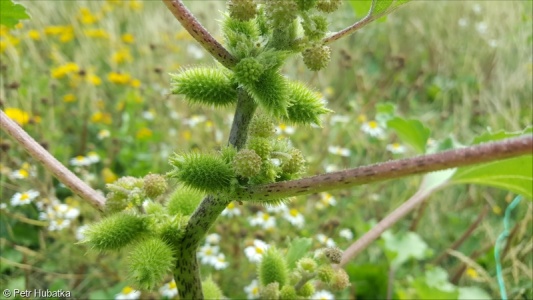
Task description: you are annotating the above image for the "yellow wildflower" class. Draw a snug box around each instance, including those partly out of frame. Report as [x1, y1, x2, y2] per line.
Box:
[357, 114, 367, 123]
[107, 72, 131, 85]
[136, 128, 153, 140]
[111, 48, 132, 64]
[121, 33, 134, 44]
[63, 94, 76, 103]
[181, 130, 192, 141]
[28, 30, 40, 40]
[84, 28, 109, 39]
[78, 8, 99, 25]
[44, 26, 65, 35]
[0, 34, 19, 53]
[101, 168, 118, 184]
[90, 112, 112, 125]
[492, 205, 502, 215]
[465, 267, 478, 279]
[51, 62, 79, 79]
[5, 108, 30, 126]
[15, 23, 24, 30]
[87, 74, 102, 86]
[44, 25, 74, 42]
[130, 79, 141, 88]
[129, 0, 143, 11]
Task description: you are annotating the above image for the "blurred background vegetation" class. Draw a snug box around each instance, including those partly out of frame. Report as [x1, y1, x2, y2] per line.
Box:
[1, 0, 531, 299]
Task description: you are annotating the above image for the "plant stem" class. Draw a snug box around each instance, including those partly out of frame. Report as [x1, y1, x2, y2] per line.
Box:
[235, 136, 533, 202]
[0, 110, 106, 212]
[162, 0, 238, 69]
[173, 89, 256, 299]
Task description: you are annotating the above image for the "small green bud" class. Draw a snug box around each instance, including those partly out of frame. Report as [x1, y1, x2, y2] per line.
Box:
[259, 247, 289, 287]
[233, 149, 263, 178]
[295, 0, 318, 11]
[247, 137, 272, 160]
[234, 57, 265, 85]
[264, 0, 298, 28]
[282, 149, 306, 175]
[302, 45, 331, 71]
[297, 282, 315, 297]
[323, 246, 343, 264]
[128, 237, 175, 290]
[297, 257, 317, 273]
[249, 114, 276, 138]
[228, 0, 257, 21]
[143, 174, 168, 199]
[284, 80, 332, 126]
[168, 153, 235, 194]
[202, 277, 224, 299]
[170, 68, 238, 107]
[105, 176, 144, 213]
[144, 201, 165, 215]
[220, 145, 238, 164]
[166, 187, 204, 216]
[302, 14, 328, 41]
[280, 285, 298, 300]
[316, 0, 342, 13]
[249, 160, 278, 185]
[331, 269, 351, 291]
[260, 282, 280, 300]
[84, 212, 147, 250]
[317, 265, 335, 284]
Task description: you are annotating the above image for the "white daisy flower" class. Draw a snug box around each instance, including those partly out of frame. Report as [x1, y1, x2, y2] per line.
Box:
[212, 253, 229, 270]
[221, 202, 241, 217]
[198, 244, 219, 265]
[206, 233, 221, 245]
[249, 211, 276, 230]
[386, 143, 406, 154]
[283, 208, 305, 228]
[265, 203, 288, 214]
[330, 115, 350, 125]
[87, 152, 100, 164]
[312, 290, 335, 300]
[115, 286, 141, 300]
[328, 146, 351, 157]
[276, 123, 295, 135]
[183, 115, 207, 127]
[316, 192, 337, 210]
[361, 120, 385, 139]
[51, 203, 80, 219]
[316, 234, 336, 247]
[11, 190, 39, 206]
[159, 280, 178, 299]
[48, 218, 71, 231]
[476, 22, 488, 35]
[97, 129, 110, 140]
[142, 110, 155, 121]
[76, 225, 89, 241]
[339, 228, 354, 240]
[244, 279, 260, 299]
[70, 155, 91, 167]
[458, 17, 468, 28]
[244, 240, 269, 263]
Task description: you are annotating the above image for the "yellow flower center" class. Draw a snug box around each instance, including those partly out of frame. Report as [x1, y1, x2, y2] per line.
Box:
[169, 281, 177, 289]
[392, 143, 401, 149]
[368, 121, 378, 129]
[262, 213, 270, 221]
[18, 169, 29, 178]
[252, 287, 259, 295]
[255, 247, 263, 254]
[122, 286, 134, 294]
[20, 193, 30, 201]
[227, 202, 235, 209]
[289, 209, 298, 217]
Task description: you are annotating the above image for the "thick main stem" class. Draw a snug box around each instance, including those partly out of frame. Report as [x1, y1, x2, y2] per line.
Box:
[235, 136, 532, 202]
[173, 89, 257, 299]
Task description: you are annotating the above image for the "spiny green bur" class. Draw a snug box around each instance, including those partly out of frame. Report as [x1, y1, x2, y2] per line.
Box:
[105, 176, 144, 213]
[249, 114, 276, 138]
[258, 247, 289, 287]
[227, 0, 257, 21]
[166, 187, 204, 216]
[157, 215, 188, 247]
[297, 281, 315, 297]
[233, 149, 263, 178]
[284, 80, 332, 126]
[128, 237, 175, 290]
[202, 277, 224, 299]
[247, 137, 272, 160]
[142, 174, 168, 199]
[245, 70, 289, 117]
[170, 68, 237, 107]
[260, 282, 280, 300]
[168, 152, 235, 194]
[280, 285, 298, 300]
[84, 212, 147, 250]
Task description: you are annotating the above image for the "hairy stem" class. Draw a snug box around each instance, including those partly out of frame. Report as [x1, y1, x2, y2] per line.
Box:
[173, 89, 256, 299]
[236, 136, 532, 202]
[162, 0, 237, 69]
[0, 110, 106, 211]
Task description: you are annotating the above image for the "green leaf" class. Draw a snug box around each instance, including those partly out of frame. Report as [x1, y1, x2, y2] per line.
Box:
[285, 237, 312, 269]
[349, 0, 410, 19]
[349, 0, 373, 18]
[387, 117, 431, 154]
[381, 231, 430, 267]
[451, 155, 532, 199]
[0, 0, 30, 28]
[451, 130, 533, 199]
[412, 267, 459, 299]
[458, 287, 491, 300]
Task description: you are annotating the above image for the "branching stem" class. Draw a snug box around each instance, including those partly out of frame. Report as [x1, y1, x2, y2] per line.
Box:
[0, 110, 106, 211]
[236, 136, 532, 202]
[162, 0, 238, 69]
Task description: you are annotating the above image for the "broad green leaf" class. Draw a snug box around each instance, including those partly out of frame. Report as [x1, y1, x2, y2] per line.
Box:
[285, 237, 312, 268]
[412, 267, 459, 299]
[349, 1, 373, 18]
[382, 231, 430, 267]
[350, 0, 411, 19]
[373, 0, 394, 16]
[472, 127, 532, 144]
[0, 0, 30, 28]
[451, 130, 533, 199]
[375, 102, 396, 124]
[451, 155, 532, 199]
[345, 263, 388, 298]
[420, 169, 456, 192]
[387, 117, 431, 154]
[458, 287, 491, 300]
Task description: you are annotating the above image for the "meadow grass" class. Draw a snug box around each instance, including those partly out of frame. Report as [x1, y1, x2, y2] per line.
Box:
[1, 0, 531, 298]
